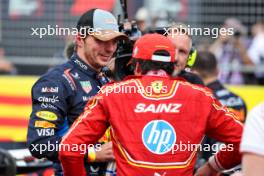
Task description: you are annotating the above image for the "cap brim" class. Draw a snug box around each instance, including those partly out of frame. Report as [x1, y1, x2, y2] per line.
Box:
[93, 30, 128, 41]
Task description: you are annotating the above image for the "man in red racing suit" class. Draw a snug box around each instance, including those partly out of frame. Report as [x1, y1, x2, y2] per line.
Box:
[59, 34, 243, 176]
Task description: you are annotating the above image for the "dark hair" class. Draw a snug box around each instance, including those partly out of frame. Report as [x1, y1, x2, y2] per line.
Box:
[192, 51, 218, 78]
[131, 59, 174, 75]
[64, 41, 75, 59]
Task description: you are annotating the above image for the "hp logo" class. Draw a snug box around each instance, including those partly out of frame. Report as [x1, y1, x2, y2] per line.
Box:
[142, 120, 176, 155]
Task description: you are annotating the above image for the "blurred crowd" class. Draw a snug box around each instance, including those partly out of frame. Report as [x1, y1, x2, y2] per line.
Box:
[1, 7, 264, 86]
[133, 8, 264, 85]
[0, 45, 16, 75]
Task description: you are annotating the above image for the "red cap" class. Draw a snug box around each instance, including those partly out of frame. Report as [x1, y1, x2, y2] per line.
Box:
[132, 33, 176, 62]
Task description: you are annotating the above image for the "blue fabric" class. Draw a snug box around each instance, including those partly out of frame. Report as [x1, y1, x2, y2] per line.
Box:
[27, 53, 109, 175]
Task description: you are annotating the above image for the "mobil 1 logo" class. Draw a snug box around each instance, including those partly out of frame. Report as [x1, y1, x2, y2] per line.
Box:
[142, 120, 176, 155]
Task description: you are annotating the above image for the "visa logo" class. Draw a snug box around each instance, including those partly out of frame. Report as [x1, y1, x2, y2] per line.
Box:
[36, 129, 54, 136]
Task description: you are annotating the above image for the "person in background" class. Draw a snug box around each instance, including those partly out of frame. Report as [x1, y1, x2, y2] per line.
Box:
[192, 51, 247, 174]
[192, 51, 247, 122]
[0, 45, 16, 74]
[134, 7, 150, 34]
[240, 101, 264, 176]
[248, 22, 264, 85]
[27, 8, 127, 176]
[59, 33, 243, 176]
[209, 18, 254, 85]
[167, 22, 204, 85]
[53, 36, 75, 61]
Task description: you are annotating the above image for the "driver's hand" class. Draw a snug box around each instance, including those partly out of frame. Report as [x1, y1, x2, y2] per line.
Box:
[194, 162, 219, 176]
[94, 142, 115, 162]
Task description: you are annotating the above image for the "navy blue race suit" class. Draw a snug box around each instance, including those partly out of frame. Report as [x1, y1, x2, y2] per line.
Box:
[179, 70, 204, 85]
[208, 80, 247, 122]
[27, 53, 110, 176]
[199, 80, 247, 165]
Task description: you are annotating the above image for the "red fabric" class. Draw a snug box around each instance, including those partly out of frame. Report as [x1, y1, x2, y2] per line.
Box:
[70, 0, 115, 16]
[60, 75, 243, 176]
[132, 34, 176, 62]
[59, 155, 85, 176]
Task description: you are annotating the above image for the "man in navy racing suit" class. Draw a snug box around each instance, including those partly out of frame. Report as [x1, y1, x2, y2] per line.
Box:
[192, 51, 247, 166]
[192, 51, 247, 122]
[27, 8, 127, 175]
[166, 22, 204, 85]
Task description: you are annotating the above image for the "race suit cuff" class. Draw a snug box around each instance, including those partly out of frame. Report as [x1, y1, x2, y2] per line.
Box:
[208, 155, 224, 172]
[88, 147, 96, 162]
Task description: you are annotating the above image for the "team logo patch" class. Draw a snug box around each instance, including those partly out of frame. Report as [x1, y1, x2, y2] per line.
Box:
[36, 111, 58, 121]
[142, 120, 176, 155]
[80, 81, 92, 94]
[151, 81, 163, 93]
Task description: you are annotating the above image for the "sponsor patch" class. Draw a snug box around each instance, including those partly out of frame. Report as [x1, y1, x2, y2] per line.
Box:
[36, 111, 58, 121]
[134, 103, 182, 113]
[82, 96, 91, 102]
[105, 18, 116, 24]
[71, 72, 80, 79]
[80, 81, 92, 94]
[41, 87, 58, 93]
[35, 121, 56, 128]
[219, 97, 243, 107]
[41, 103, 57, 110]
[36, 129, 54, 136]
[74, 59, 88, 70]
[37, 95, 59, 103]
[142, 120, 176, 155]
[63, 69, 77, 91]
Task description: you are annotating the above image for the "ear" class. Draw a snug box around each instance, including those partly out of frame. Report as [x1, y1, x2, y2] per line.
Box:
[134, 62, 142, 76]
[75, 34, 84, 48]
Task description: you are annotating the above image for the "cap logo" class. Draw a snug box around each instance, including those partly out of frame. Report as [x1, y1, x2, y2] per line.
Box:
[101, 31, 113, 36]
[105, 18, 116, 24]
[133, 46, 139, 57]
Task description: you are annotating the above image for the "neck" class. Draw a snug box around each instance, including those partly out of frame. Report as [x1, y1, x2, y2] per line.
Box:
[203, 76, 218, 86]
[77, 51, 101, 73]
[146, 70, 169, 77]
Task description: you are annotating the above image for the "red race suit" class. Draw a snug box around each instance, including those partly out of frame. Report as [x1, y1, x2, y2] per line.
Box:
[59, 74, 243, 176]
